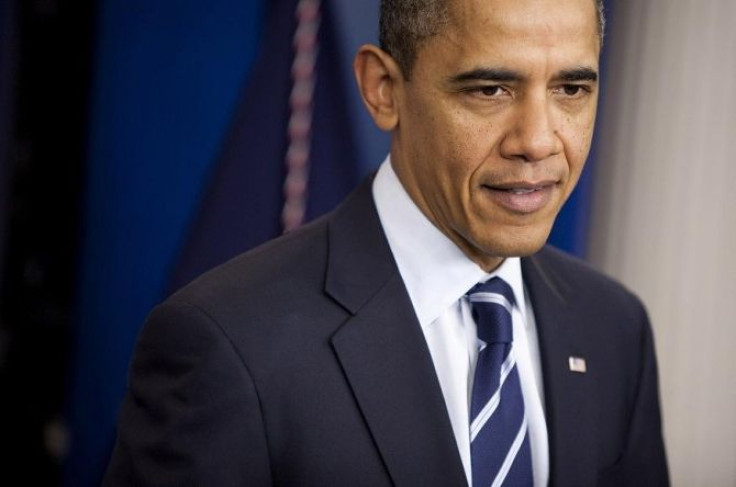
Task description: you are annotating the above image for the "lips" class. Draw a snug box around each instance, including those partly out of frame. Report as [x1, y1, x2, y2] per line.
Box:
[481, 181, 558, 213]
[507, 188, 539, 195]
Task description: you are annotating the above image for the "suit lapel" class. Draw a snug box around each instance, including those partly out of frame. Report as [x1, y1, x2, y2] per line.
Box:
[325, 180, 467, 487]
[522, 252, 596, 487]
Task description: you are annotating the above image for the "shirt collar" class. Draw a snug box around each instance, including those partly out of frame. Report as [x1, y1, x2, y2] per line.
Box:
[372, 156, 527, 328]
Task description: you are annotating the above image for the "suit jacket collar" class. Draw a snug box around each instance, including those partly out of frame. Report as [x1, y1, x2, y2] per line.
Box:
[325, 178, 468, 487]
[324, 178, 596, 486]
[522, 253, 596, 487]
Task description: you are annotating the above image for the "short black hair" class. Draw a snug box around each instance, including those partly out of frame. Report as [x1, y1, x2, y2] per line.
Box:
[379, 0, 605, 79]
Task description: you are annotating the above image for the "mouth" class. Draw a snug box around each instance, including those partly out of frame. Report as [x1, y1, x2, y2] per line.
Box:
[481, 181, 558, 214]
[506, 187, 544, 195]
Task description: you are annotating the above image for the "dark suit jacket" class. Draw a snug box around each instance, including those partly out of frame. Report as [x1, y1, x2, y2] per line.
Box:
[104, 178, 669, 486]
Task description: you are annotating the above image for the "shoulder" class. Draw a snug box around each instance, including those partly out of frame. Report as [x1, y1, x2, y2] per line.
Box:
[135, 212, 333, 354]
[523, 245, 652, 358]
[529, 245, 646, 317]
[136, 178, 386, 371]
[171, 213, 332, 313]
[166, 176, 380, 321]
[158, 211, 352, 346]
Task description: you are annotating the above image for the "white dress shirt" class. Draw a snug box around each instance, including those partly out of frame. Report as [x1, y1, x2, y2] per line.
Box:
[372, 157, 550, 487]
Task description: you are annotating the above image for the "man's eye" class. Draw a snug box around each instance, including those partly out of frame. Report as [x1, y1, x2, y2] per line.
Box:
[466, 85, 508, 98]
[559, 84, 590, 97]
[479, 86, 503, 96]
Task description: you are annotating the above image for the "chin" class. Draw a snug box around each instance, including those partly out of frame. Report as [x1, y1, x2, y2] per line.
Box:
[474, 227, 552, 259]
[496, 240, 546, 258]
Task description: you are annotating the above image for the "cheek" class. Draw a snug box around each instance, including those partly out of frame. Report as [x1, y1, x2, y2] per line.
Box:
[423, 112, 479, 182]
[444, 112, 495, 171]
[439, 137, 481, 197]
[408, 96, 500, 205]
[562, 118, 595, 174]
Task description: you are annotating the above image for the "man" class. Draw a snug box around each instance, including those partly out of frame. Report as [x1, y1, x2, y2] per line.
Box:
[104, 0, 669, 485]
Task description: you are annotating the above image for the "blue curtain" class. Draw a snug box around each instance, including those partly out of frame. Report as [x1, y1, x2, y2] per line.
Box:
[65, 1, 264, 485]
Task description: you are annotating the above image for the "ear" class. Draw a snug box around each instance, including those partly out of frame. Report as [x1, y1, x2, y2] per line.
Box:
[353, 44, 402, 131]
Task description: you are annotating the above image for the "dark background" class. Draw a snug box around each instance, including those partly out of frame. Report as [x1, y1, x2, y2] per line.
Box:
[1, 0, 92, 482]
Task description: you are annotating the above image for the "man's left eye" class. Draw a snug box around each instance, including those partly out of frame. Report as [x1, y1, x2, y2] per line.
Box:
[477, 86, 504, 97]
[558, 85, 588, 96]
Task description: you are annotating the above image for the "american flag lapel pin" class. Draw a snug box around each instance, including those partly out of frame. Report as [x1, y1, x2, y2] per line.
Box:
[568, 356, 587, 373]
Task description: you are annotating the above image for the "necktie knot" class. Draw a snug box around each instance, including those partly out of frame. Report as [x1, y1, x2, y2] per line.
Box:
[467, 277, 516, 344]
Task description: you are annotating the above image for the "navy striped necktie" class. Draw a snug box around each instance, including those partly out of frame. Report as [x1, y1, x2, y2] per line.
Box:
[467, 277, 533, 486]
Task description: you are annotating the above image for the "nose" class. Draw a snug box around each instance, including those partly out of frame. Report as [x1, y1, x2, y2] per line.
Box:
[499, 93, 562, 162]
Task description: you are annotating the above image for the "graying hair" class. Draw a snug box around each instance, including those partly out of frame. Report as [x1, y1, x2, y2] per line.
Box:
[380, 0, 606, 79]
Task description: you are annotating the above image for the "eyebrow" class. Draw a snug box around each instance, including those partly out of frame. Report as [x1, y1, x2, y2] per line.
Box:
[447, 68, 523, 84]
[446, 66, 599, 84]
[556, 67, 598, 82]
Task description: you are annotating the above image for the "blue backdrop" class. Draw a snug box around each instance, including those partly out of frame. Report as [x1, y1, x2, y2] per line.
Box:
[65, 1, 264, 484]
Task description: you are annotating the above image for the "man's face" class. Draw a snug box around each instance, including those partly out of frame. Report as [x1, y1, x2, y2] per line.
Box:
[391, 0, 600, 270]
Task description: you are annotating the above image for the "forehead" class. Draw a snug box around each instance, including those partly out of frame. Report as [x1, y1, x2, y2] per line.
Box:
[423, 0, 600, 73]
